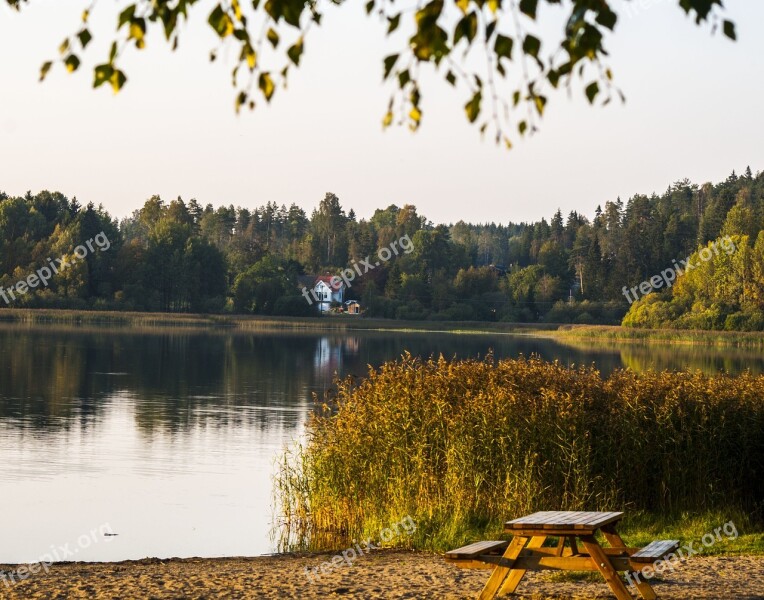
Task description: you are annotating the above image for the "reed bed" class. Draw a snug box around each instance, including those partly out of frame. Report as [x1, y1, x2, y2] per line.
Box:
[552, 325, 764, 348]
[275, 354, 764, 551]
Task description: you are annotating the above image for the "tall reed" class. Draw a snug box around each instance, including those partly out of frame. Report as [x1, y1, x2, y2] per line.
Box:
[276, 354, 764, 550]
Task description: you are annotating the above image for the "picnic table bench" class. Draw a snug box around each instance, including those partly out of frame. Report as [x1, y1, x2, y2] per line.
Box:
[445, 511, 679, 599]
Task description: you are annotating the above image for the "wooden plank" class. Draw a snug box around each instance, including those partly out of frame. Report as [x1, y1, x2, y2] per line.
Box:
[631, 540, 680, 563]
[505, 527, 606, 536]
[444, 558, 497, 570]
[505, 511, 624, 532]
[478, 536, 528, 600]
[580, 535, 634, 600]
[469, 554, 637, 572]
[497, 536, 546, 596]
[447, 548, 643, 571]
[445, 540, 509, 559]
[600, 524, 657, 600]
[586, 511, 626, 530]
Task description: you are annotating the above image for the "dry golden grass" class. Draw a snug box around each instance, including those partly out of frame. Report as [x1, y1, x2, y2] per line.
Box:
[276, 354, 764, 551]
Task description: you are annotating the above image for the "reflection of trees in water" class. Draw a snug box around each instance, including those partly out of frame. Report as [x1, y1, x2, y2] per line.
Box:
[5, 325, 755, 436]
[617, 345, 764, 375]
[0, 328, 336, 434]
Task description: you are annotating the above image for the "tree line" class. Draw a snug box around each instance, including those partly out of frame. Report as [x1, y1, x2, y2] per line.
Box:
[1, 166, 763, 329]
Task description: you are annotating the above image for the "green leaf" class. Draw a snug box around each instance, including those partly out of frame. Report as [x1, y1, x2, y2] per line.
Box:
[723, 20, 736, 41]
[518, 120, 527, 135]
[464, 90, 481, 123]
[387, 13, 400, 34]
[494, 34, 513, 60]
[445, 70, 456, 86]
[118, 5, 136, 28]
[64, 54, 80, 73]
[398, 69, 410, 87]
[264, 0, 304, 27]
[242, 43, 257, 70]
[259, 72, 275, 101]
[486, 19, 497, 40]
[236, 91, 248, 114]
[77, 28, 92, 49]
[454, 12, 478, 45]
[109, 41, 118, 62]
[533, 94, 546, 115]
[267, 27, 279, 47]
[585, 81, 599, 103]
[208, 4, 234, 37]
[383, 54, 398, 79]
[110, 69, 127, 93]
[365, 0, 375, 14]
[287, 38, 303, 66]
[518, 0, 538, 19]
[595, 8, 617, 30]
[39, 61, 53, 82]
[129, 18, 146, 43]
[547, 68, 560, 88]
[93, 64, 114, 88]
[522, 34, 540, 58]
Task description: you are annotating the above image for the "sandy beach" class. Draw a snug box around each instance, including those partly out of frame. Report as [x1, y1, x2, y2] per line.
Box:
[2, 551, 763, 599]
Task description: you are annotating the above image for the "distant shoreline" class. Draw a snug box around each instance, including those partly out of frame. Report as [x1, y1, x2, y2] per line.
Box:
[2, 308, 764, 347]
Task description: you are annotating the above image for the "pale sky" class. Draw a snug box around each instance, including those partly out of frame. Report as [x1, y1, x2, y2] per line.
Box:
[0, 0, 762, 225]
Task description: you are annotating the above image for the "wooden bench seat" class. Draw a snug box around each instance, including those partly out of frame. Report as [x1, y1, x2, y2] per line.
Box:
[445, 540, 509, 560]
[630, 540, 680, 563]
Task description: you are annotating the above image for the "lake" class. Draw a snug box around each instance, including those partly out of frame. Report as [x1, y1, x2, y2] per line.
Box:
[1, 323, 762, 563]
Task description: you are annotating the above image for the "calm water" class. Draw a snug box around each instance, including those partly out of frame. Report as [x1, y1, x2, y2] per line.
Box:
[1, 323, 762, 563]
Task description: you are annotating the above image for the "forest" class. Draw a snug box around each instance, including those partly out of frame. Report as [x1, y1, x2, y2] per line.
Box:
[1, 166, 763, 329]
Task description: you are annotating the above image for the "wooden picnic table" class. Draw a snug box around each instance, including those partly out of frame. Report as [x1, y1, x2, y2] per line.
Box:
[445, 510, 679, 600]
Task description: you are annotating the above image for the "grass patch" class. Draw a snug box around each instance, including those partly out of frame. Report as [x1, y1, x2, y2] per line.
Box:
[548, 325, 764, 348]
[276, 355, 764, 554]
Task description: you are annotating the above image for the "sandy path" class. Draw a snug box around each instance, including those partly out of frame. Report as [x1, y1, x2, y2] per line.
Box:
[2, 551, 763, 599]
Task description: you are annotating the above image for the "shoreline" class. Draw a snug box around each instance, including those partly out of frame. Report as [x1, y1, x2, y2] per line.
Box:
[2, 308, 764, 348]
[2, 551, 763, 599]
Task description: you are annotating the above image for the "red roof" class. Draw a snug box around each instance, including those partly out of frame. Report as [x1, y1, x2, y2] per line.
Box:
[314, 275, 344, 290]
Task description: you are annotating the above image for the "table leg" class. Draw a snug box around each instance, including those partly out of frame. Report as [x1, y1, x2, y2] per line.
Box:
[554, 536, 565, 557]
[601, 525, 657, 600]
[496, 535, 546, 597]
[478, 535, 528, 600]
[568, 536, 579, 556]
[580, 535, 634, 600]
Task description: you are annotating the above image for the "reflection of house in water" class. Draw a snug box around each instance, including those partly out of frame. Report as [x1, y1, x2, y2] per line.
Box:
[313, 336, 361, 378]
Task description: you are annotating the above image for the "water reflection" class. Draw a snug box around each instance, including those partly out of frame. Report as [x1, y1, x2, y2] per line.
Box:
[1, 323, 761, 562]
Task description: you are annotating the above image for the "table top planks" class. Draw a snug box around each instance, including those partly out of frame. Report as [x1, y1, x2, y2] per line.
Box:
[504, 511, 624, 533]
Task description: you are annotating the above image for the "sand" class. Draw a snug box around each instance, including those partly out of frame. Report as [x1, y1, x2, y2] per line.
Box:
[2, 551, 763, 599]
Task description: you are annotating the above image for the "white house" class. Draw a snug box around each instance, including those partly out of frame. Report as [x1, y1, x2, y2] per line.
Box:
[309, 276, 345, 312]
